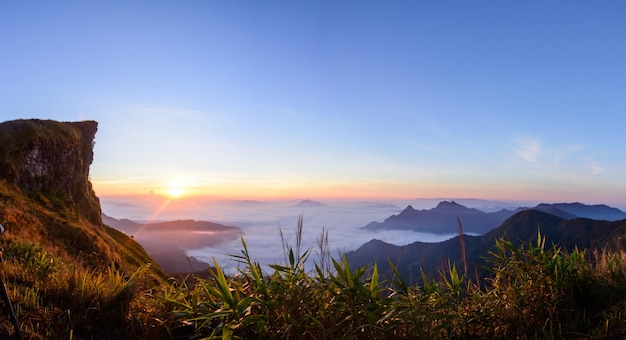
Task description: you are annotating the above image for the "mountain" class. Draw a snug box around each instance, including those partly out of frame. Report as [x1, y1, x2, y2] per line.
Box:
[362, 201, 515, 234]
[532, 202, 626, 221]
[0, 119, 102, 225]
[529, 205, 577, 220]
[102, 213, 140, 229]
[102, 214, 241, 235]
[0, 119, 165, 277]
[103, 214, 243, 273]
[412, 197, 531, 212]
[355, 201, 400, 209]
[293, 199, 326, 207]
[348, 209, 626, 283]
[362, 200, 626, 235]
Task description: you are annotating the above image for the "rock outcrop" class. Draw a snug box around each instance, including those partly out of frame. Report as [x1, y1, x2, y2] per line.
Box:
[0, 119, 102, 225]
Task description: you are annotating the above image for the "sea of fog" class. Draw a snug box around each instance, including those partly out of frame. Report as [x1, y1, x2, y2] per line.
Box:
[100, 196, 528, 272]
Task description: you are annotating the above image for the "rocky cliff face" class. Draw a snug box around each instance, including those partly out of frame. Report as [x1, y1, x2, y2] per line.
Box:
[0, 119, 102, 225]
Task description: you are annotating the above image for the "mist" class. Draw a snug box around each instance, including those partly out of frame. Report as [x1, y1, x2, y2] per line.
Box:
[100, 196, 530, 273]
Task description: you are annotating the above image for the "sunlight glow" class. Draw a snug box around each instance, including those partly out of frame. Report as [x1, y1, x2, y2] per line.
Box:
[165, 187, 187, 198]
[163, 179, 190, 199]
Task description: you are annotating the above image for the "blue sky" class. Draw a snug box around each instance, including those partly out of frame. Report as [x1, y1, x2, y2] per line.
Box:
[2, 1, 626, 206]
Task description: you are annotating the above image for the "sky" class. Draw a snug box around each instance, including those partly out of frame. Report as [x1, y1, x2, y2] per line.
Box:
[2, 1, 626, 207]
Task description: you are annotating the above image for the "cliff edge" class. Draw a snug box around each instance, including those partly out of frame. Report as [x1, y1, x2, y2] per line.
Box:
[0, 119, 101, 225]
[0, 118, 163, 277]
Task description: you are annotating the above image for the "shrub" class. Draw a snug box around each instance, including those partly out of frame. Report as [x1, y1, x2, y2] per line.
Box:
[162, 225, 626, 339]
[4, 219, 626, 339]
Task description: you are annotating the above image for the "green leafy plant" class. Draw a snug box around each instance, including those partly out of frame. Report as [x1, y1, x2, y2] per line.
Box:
[4, 210, 626, 339]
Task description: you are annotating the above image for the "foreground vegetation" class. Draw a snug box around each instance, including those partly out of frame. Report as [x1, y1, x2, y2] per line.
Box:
[3, 223, 626, 339]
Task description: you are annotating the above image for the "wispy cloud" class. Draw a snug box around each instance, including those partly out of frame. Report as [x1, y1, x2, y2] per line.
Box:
[590, 165, 604, 175]
[127, 105, 205, 119]
[515, 137, 584, 165]
[516, 138, 542, 162]
[513, 136, 607, 182]
[584, 157, 604, 175]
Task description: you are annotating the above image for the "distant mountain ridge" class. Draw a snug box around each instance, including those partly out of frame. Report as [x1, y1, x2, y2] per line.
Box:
[412, 198, 529, 212]
[102, 214, 241, 234]
[362, 201, 514, 234]
[533, 202, 626, 221]
[102, 214, 242, 273]
[292, 199, 326, 207]
[363, 200, 626, 235]
[349, 209, 626, 284]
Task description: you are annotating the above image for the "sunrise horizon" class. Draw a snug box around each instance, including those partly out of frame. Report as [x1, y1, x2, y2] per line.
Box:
[3, 3, 626, 336]
[4, 2, 626, 213]
[93, 184, 626, 212]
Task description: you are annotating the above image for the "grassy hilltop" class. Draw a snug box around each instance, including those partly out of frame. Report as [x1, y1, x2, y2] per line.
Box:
[0, 119, 169, 338]
[1, 119, 626, 339]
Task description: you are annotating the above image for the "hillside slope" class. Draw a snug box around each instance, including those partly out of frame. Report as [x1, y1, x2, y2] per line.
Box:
[0, 119, 173, 338]
[103, 213, 242, 273]
[0, 119, 165, 277]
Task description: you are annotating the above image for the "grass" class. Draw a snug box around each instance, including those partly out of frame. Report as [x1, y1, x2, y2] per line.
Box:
[160, 220, 626, 339]
[2, 215, 626, 338]
[0, 177, 167, 275]
[0, 177, 168, 338]
[3, 117, 624, 337]
[0, 240, 167, 339]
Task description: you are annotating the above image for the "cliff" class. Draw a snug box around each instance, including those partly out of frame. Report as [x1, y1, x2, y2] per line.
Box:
[0, 119, 101, 225]
[0, 118, 163, 276]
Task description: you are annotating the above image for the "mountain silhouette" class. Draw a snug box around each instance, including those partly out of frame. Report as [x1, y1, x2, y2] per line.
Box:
[532, 202, 626, 221]
[349, 209, 626, 284]
[102, 214, 242, 273]
[362, 200, 514, 234]
[362, 200, 626, 235]
[292, 199, 326, 207]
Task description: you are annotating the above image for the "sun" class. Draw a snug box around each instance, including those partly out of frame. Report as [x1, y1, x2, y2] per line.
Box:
[163, 179, 190, 199]
[165, 186, 187, 199]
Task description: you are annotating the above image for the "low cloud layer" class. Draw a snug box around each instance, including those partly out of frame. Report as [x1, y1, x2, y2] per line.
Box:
[101, 197, 470, 273]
